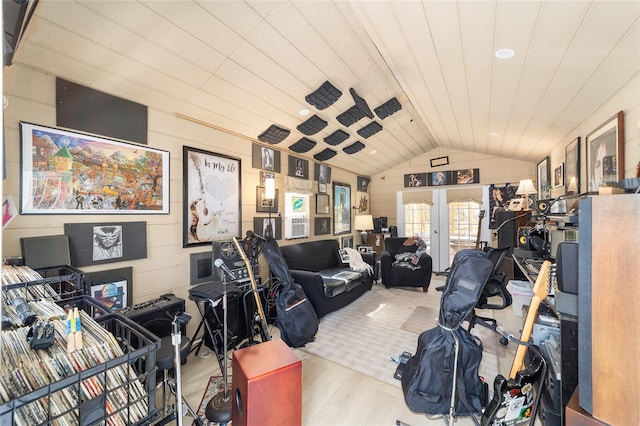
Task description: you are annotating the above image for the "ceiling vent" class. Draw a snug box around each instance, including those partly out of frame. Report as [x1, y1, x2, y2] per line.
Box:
[314, 148, 337, 161]
[305, 81, 342, 110]
[374, 97, 402, 119]
[324, 129, 349, 146]
[257, 124, 290, 144]
[357, 121, 383, 139]
[289, 137, 317, 153]
[297, 114, 328, 135]
[343, 141, 366, 154]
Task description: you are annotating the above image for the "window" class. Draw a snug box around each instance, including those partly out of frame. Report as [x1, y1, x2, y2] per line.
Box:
[448, 200, 482, 260]
[404, 202, 431, 251]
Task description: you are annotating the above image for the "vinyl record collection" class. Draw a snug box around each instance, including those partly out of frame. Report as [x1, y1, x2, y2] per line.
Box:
[2, 265, 84, 302]
[1, 269, 160, 426]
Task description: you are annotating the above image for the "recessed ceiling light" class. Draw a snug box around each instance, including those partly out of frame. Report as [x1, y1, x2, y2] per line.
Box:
[370, 149, 377, 155]
[495, 48, 515, 59]
[299, 108, 310, 116]
[489, 132, 499, 137]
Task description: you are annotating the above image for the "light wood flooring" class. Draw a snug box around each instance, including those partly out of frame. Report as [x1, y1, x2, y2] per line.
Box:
[170, 282, 527, 426]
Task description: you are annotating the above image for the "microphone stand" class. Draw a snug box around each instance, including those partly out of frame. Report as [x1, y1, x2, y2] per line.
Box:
[205, 269, 233, 425]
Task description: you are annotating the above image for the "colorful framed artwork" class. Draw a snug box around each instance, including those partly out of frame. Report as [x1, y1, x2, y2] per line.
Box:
[586, 111, 624, 191]
[19, 122, 169, 214]
[404, 173, 427, 187]
[183, 146, 241, 247]
[84, 266, 133, 312]
[565, 137, 580, 195]
[333, 182, 351, 235]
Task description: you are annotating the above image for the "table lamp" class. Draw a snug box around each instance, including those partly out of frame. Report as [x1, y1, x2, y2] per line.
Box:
[515, 179, 537, 210]
[353, 214, 374, 246]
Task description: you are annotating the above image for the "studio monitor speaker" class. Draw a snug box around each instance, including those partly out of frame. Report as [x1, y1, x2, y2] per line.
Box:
[517, 227, 547, 253]
[536, 199, 552, 214]
[232, 339, 302, 426]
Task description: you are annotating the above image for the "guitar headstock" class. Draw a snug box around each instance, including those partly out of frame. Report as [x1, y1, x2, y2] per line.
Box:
[531, 260, 552, 302]
[479, 209, 486, 220]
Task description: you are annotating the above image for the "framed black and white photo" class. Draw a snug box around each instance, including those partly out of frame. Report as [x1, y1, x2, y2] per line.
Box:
[341, 236, 354, 249]
[64, 221, 147, 267]
[314, 163, 331, 183]
[19, 122, 169, 214]
[357, 176, 370, 192]
[316, 193, 330, 214]
[333, 182, 351, 235]
[256, 186, 279, 213]
[314, 217, 330, 235]
[85, 267, 133, 312]
[252, 143, 281, 172]
[288, 155, 309, 179]
[565, 137, 580, 195]
[183, 146, 241, 247]
[536, 156, 551, 199]
[586, 111, 624, 191]
[553, 163, 564, 188]
[253, 216, 282, 240]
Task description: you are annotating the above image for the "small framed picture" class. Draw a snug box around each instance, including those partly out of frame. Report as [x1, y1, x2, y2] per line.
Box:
[553, 163, 564, 188]
[316, 194, 330, 214]
[318, 182, 327, 194]
[84, 266, 133, 313]
[256, 186, 279, 213]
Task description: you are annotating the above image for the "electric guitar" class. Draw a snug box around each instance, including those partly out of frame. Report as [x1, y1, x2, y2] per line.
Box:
[232, 236, 271, 342]
[481, 261, 552, 426]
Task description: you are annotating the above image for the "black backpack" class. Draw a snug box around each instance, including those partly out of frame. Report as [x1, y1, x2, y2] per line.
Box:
[401, 252, 493, 416]
[258, 235, 318, 347]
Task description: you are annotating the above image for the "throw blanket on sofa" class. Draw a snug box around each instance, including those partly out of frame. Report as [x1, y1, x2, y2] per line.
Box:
[343, 247, 374, 275]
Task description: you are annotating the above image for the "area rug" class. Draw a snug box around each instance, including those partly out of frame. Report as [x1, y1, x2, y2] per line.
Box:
[194, 376, 231, 426]
[299, 281, 501, 388]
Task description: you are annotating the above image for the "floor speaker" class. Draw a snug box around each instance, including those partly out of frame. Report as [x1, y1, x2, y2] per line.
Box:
[119, 293, 186, 337]
[232, 339, 302, 426]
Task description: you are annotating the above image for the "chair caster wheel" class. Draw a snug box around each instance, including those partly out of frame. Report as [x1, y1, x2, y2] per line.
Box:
[500, 336, 509, 346]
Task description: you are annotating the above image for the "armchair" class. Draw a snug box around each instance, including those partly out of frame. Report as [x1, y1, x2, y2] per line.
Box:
[380, 237, 433, 292]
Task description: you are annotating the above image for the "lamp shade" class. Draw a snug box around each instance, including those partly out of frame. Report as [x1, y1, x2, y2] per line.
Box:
[353, 214, 374, 231]
[516, 179, 537, 195]
[265, 177, 276, 199]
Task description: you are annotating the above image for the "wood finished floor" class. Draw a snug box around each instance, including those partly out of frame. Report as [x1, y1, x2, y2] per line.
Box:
[172, 281, 526, 426]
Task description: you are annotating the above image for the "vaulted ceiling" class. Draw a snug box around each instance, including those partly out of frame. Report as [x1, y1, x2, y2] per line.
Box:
[7, 0, 640, 177]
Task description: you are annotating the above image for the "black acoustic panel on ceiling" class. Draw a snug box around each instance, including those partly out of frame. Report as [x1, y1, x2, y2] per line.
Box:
[314, 148, 337, 161]
[374, 97, 402, 119]
[297, 114, 328, 135]
[257, 124, 290, 144]
[336, 105, 365, 127]
[324, 129, 349, 146]
[305, 81, 342, 110]
[357, 121, 383, 139]
[343, 141, 365, 154]
[349, 88, 374, 119]
[289, 137, 316, 153]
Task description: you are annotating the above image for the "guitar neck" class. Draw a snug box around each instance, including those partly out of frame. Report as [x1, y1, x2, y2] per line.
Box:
[509, 260, 551, 378]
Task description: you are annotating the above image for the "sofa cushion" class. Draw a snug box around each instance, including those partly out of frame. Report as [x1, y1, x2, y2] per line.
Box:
[317, 268, 364, 297]
[280, 239, 340, 272]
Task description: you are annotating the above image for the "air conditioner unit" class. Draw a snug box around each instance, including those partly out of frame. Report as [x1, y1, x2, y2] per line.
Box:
[286, 217, 308, 239]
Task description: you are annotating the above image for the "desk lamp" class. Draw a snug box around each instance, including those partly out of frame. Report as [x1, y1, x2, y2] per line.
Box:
[354, 214, 374, 246]
[515, 179, 537, 210]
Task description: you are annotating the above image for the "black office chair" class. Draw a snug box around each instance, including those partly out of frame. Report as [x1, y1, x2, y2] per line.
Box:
[467, 246, 512, 341]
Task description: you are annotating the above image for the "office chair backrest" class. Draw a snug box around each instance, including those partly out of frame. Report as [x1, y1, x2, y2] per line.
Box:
[484, 246, 509, 279]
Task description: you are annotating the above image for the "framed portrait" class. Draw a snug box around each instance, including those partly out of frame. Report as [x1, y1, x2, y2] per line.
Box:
[252, 143, 281, 172]
[455, 168, 480, 185]
[586, 111, 624, 191]
[183, 146, 241, 247]
[64, 221, 147, 267]
[314, 163, 331, 183]
[428, 171, 450, 186]
[19, 122, 169, 214]
[85, 267, 133, 313]
[341, 236, 354, 249]
[357, 176, 370, 192]
[314, 217, 330, 235]
[288, 155, 309, 179]
[253, 216, 282, 240]
[316, 193, 330, 214]
[553, 163, 564, 188]
[333, 182, 351, 235]
[404, 173, 427, 187]
[318, 182, 327, 194]
[256, 186, 278, 213]
[565, 137, 580, 195]
[536, 156, 550, 198]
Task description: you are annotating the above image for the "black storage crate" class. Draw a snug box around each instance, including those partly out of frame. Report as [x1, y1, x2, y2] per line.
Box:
[0, 296, 160, 425]
[2, 265, 85, 302]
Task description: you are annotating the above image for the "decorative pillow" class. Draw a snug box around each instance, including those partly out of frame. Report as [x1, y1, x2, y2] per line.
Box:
[336, 249, 350, 267]
[393, 252, 422, 270]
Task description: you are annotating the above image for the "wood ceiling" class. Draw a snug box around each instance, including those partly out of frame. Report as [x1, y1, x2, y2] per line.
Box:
[7, 0, 640, 177]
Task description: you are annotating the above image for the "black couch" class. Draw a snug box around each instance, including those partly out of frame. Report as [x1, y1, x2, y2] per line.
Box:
[279, 239, 375, 317]
[380, 237, 433, 292]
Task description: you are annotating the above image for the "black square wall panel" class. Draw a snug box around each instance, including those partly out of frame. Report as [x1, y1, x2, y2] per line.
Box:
[343, 141, 365, 154]
[324, 129, 349, 146]
[305, 81, 342, 110]
[289, 137, 317, 153]
[257, 124, 290, 144]
[314, 148, 337, 161]
[357, 121, 383, 139]
[336, 105, 365, 127]
[349, 88, 374, 119]
[374, 97, 402, 119]
[297, 114, 328, 135]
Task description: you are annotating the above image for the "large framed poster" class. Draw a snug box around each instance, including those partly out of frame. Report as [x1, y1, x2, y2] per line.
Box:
[19, 122, 169, 214]
[333, 182, 351, 235]
[183, 146, 241, 247]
